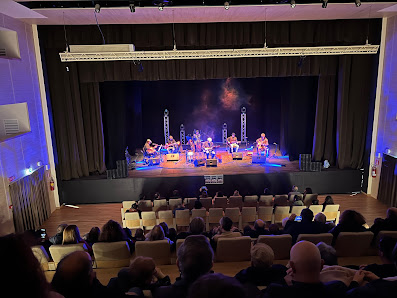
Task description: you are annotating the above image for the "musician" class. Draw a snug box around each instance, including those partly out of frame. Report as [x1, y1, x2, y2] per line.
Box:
[256, 133, 269, 156]
[227, 132, 240, 153]
[203, 137, 216, 159]
[193, 129, 202, 152]
[166, 135, 180, 153]
[143, 139, 158, 156]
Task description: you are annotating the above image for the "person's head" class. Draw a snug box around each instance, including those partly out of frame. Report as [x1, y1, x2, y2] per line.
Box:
[378, 236, 397, 264]
[128, 256, 156, 288]
[86, 227, 100, 243]
[0, 234, 50, 298]
[386, 207, 397, 220]
[99, 220, 126, 242]
[201, 190, 208, 198]
[339, 210, 366, 226]
[194, 200, 203, 209]
[187, 273, 246, 298]
[323, 196, 334, 205]
[139, 193, 146, 200]
[123, 227, 132, 239]
[131, 202, 138, 210]
[290, 241, 324, 283]
[148, 225, 165, 241]
[169, 135, 174, 141]
[294, 195, 302, 202]
[300, 208, 314, 223]
[251, 243, 274, 268]
[304, 187, 313, 194]
[146, 139, 152, 144]
[268, 224, 279, 234]
[311, 199, 319, 205]
[254, 219, 265, 230]
[63, 225, 82, 244]
[189, 217, 205, 235]
[233, 190, 240, 196]
[314, 212, 326, 224]
[56, 223, 68, 235]
[264, 188, 271, 195]
[172, 189, 180, 197]
[292, 186, 298, 192]
[154, 192, 161, 200]
[316, 242, 338, 266]
[199, 186, 208, 194]
[134, 228, 144, 239]
[207, 137, 212, 142]
[232, 132, 236, 137]
[168, 228, 177, 241]
[216, 191, 224, 198]
[261, 133, 265, 139]
[177, 235, 214, 282]
[51, 251, 95, 298]
[159, 222, 169, 235]
[220, 217, 233, 232]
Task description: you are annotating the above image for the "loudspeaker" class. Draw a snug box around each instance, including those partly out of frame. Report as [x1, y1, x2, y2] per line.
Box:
[299, 154, 312, 171]
[166, 153, 179, 161]
[149, 157, 161, 166]
[232, 152, 243, 160]
[106, 170, 112, 179]
[206, 159, 218, 167]
[310, 161, 322, 172]
[194, 158, 206, 167]
[252, 155, 267, 164]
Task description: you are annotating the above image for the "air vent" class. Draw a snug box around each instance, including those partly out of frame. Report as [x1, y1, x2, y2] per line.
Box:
[4, 119, 20, 135]
[0, 48, 5, 56]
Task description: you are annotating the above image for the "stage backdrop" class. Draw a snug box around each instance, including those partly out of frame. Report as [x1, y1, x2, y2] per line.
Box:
[100, 76, 318, 169]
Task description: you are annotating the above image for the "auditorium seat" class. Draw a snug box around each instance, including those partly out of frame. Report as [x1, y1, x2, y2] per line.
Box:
[141, 211, 157, 231]
[138, 200, 153, 211]
[175, 209, 190, 230]
[215, 237, 251, 262]
[290, 206, 306, 216]
[92, 241, 131, 268]
[243, 196, 258, 208]
[257, 206, 273, 223]
[200, 198, 213, 211]
[191, 208, 207, 219]
[257, 235, 292, 260]
[241, 207, 257, 226]
[303, 194, 318, 207]
[184, 198, 197, 210]
[274, 195, 289, 207]
[273, 206, 290, 224]
[124, 212, 141, 230]
[135, 240, 171, 265]
[259, 195, 273, 206]
[374, 230, 397, 247]
[225, 208, 240, 228]
[323, 204, 340, 222]
[176, 239, 184, 252]
[288, 193, 303, 203]
[122, 201, 135, 211]
[309, 205, 323, 215]
[209, 208, 224, 227]
[334, 231, 374, 257]
[158, 210, 175, 229]
[213, 197, 228, 211]
[169, 198, 183, 209]
[32, 245, 54, 271]
[228, 196, 243, 210]
[49, 243, 87, 267]
[153, 199, 168, 212]
[296, 233, 333, 245]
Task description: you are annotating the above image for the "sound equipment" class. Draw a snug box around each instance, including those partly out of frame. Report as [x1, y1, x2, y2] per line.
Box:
[149, 157, 161, 166]
[299, 154, 311, 171]
[108, 160, 128, 179]
[194, 158, 206, 167]
[166, 153, 179, 161]
[206, 159, 218, 167]
[232, 152, 243, 160]
[252, 155, 267, 164]
[310, 161, 322, 172]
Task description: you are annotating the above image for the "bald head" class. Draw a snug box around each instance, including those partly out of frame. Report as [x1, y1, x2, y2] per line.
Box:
[289, 241, 323, 283]
[254, 219, 265, 230]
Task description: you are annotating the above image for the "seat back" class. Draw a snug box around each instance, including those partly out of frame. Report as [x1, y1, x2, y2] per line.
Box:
[213, 197, 228, 211]
[176, 239, 185, 252]
[323, 204, 340, 221]
[138, 200, 153, 211]
[49, 244, 86, 265]
[290, 206, 306, 216]
[296, 233, 333, 245]
[122, 201, 136, 211]
[257, 235, 292, 260]
[257, 206, 273, 222]
[158, 210, 174, 228]
[153, 199, 168, 212]
[289, 193, 303, 202]
[303, 194, 318, 206]
[274, 195, 289, 206]
[184, 198, 197, 210]
[375, 230, 397, 247]
[141, 211, 157, 230]
[92, 241, 131, 268]
[32, 245, 51, 271]
[334, 231, 374, 257]
[169, 198, 183, 209]
[274, 206, 290, 223]
[200, 198, 213, 211]
[208, 208, 224, 224]
[309, 205, 323, 215]
[175, 209, 191, 227]
[135, 240, 171, 265]
[259, 195, 273, 206]
[225, 208, 240, 224]
[124, 212, 141, 229]
[241, 207, 257, 224]
[216, 237, 252, 262]
[243, 195, 258, 208]
[228, 196, 243, 210]
[191, 208, 207, 220]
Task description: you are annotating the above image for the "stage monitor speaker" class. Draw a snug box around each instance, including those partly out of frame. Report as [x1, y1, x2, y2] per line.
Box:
[194, 158, 206, 167]
[310, 161, 322, 172]
[252, 155, 267, 164]
[206, 159, 218, 167]
[166, 153, 179, 161]
[299, 154, 312, 171]
[149, 157, 161, 166]
[232, 152, 243, 160]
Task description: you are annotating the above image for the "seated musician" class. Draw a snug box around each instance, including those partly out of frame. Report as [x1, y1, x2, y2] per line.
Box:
[166, 135, 180, 153]
[256, 133, 269, 156]
[203, 137, 216, 159]
[143, 139, 158, 156]
[227, 132, 240, 153]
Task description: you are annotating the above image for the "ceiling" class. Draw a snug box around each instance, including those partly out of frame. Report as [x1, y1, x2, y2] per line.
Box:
[5, 1, 397, 25]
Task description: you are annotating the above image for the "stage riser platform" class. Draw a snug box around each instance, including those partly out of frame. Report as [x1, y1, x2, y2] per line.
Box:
[59, 170, 362, 205]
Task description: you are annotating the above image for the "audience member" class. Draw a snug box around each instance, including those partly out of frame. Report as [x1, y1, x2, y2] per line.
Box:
[49, 223, 68, 245]
[263, 188, 273, 196]
[63, 225, 93, 254]
[317, 242, 338, 266]
[146, 225, 174, 245]
[170, 189, 182, 199]
[133, 228, 145, 241]
[292, 195, 304, 206]
[243, 219, 269, 238]
[168, 228, 177, 245]
[84, 227, 100, 247]
[153, 192, 161, 201]
[311, 198, 320, 205]
[370, 207, 397, 238]
[125, 202, 140, 215]
[199, 186, 208, 197]
[107, 256, 171, 297]
[303, 187, 313, 196]
[159, 222, 169, 238]
[274, 195, 290, 207]
[314, 212, 335, 230]
[212, 217, 241, 242]
[235, 243, 287, 286]
[52, 251, 109, 298]
[330, 210, 367, 245]
[193, 199, 204, 210]
[232, 190, 241, 197]
[177, 217, 207, 239]
[322, 196, 335, 210]
[199, 190, 209, 198]
[268, 224, 281, 235]
[154, 235, 214, 298]
[173, 203, 186, 216]
[284, 209, 330, 243]
[99, 220, 133, 253]
[188, 273, 246, 298]
[288, 186, 301, 199]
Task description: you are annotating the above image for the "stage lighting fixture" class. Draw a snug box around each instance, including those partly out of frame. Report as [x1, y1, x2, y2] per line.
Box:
[291, 0, 296, 8]
[224, 1, 230, 10]
[94, 3, 100, 13]
[322, 0, 328, 8]
[158, 3, 165, 11]
[355, 0, 361, 7]
[129, 3, 136, 12]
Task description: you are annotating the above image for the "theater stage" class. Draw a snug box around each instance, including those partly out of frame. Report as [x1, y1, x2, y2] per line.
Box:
[58, 145, 363, 205]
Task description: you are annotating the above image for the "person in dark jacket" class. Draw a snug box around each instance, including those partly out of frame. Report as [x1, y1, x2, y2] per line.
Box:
[49, 223, 68, 245]
[243, 220, 269, 238]
[329, 210, 367, 245]
[370, 207, 397, 239]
